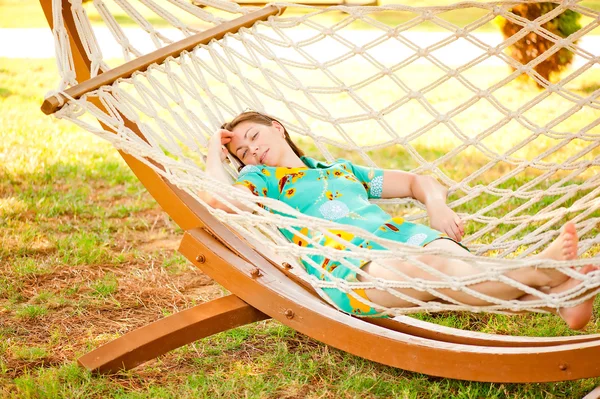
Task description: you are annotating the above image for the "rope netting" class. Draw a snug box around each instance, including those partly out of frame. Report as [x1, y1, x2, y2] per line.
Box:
[47, 0, 600, 315]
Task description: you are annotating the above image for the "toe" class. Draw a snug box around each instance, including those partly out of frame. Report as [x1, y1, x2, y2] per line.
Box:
[581, 265, 599, 274]
[563, 222, 577, 238]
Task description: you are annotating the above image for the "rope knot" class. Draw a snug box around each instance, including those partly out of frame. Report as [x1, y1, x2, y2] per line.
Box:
[455, 28, 467, 38]
[44, 90, 67, 107]
[413, 279, 426, 291]
[487, 47, 500, 56]
[436, 114, 449, 123]
[526, 22, 538, 31]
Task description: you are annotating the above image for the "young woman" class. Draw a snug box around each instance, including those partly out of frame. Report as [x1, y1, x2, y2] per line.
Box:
[203, 111, 597, 330]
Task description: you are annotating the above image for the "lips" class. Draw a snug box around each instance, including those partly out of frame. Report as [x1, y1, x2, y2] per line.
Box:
[260, 148, 269, 163]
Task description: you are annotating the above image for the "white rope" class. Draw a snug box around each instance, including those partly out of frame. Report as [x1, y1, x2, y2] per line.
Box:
[47, 0, 600, 314]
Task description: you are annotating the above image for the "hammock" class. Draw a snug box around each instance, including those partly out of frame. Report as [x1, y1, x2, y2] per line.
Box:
[44, 0, 600, 315]
[40, 0, 600, 382]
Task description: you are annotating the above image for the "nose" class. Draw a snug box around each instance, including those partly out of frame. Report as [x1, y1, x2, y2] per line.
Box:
[250, 145, 259, 156]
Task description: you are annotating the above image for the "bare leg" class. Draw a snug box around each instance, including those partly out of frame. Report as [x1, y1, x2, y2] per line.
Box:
[358, 222, 582, 309]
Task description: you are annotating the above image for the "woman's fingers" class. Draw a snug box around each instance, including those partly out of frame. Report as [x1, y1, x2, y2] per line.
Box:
[213, 129, 233, 145]
[220, 134, 232, 145]
[455, 216, 464, 236]
[220, 146, 229, 162]
[448, 221, 461, 242]
[446, 228, 457, 242]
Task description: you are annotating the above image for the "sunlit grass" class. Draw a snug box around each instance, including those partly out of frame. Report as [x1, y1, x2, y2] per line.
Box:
[1, 54, 600, 398]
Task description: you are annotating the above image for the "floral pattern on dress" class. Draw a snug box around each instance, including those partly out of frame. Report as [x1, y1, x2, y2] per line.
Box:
[406, 233, 428, 246]
[369, 175, 383, 198]
[319, 200, 350, 220]
[239, 165, 261, 178]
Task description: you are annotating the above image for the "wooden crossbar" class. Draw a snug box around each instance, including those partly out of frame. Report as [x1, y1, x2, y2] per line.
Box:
[78, 295, 269, 373]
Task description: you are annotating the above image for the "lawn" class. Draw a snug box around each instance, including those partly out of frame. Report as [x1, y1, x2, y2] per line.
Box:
[1, 52, 600, 398]
[2, 0, 600, 397]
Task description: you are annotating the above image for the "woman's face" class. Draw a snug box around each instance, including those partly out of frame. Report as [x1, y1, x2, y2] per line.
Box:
[227, 120, 287, 167]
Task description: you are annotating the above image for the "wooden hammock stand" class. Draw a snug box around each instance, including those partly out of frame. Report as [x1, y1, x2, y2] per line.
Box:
[40, 0, 600, 385]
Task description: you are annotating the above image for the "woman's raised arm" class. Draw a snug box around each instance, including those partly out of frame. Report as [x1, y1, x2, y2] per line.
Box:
[199, 129, 254, 213]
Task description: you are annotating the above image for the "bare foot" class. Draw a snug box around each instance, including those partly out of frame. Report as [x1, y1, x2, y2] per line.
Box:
[533, 222, 579, 286]
[553, 265, 599, 330]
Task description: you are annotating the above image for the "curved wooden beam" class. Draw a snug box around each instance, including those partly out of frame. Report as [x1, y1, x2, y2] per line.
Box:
[368, 316, 600, 348]
[78, 295, 269, 373]
[179, 228, 600, 383]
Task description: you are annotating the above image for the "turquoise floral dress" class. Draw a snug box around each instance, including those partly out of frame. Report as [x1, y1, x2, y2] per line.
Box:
[234, 156, 463, 317]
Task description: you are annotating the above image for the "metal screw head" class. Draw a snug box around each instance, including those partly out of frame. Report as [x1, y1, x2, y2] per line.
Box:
[282, 262, 292, 269]
[250, 268, 262, 278]
[559, 364, 568, 371]
[284, 309, 294, 319]
[195, 254, 206, 263]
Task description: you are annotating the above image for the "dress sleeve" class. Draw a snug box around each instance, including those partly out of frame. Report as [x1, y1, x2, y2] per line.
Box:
[341, 159, 384, 199]
[233, 165, 277, 199]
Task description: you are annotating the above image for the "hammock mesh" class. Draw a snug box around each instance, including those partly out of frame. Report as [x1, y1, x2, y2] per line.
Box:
[48, 0, 600, 315]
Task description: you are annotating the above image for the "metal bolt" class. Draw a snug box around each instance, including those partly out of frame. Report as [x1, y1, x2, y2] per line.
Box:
[250, 268, 262, 278]
[559, 364, 568, 371]
[195, 254, 206, 263]
[282, 262, 292, 270]
[284, 309, 294, 319]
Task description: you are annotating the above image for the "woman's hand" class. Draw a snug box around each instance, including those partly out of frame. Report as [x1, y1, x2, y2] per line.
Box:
[209, 129, 234, 162]
[427, 204, 464, 242]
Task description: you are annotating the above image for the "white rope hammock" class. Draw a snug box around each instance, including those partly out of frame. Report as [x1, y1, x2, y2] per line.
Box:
[48, 0, 600, 316]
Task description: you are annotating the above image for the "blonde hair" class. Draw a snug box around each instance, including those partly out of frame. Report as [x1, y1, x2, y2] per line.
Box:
[221, 111, 304, 169]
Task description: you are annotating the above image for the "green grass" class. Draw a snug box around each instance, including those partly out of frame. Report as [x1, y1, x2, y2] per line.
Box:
[1, 54, 600, 398]
[90, 273, 118, 297]
[15, 304, 48, 319]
